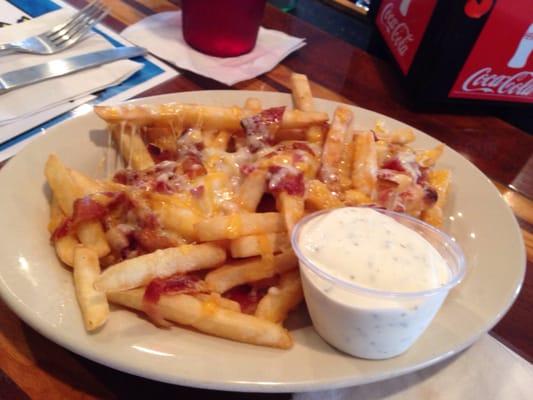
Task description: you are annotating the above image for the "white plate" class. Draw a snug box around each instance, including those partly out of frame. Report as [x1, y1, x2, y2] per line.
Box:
[0, 91, 525, 392]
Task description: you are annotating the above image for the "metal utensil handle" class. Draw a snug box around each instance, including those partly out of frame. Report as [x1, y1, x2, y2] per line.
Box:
[0, 43, 17, 55]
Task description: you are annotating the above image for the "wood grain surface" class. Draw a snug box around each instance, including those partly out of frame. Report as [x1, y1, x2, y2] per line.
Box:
[0, 0, 531, 398]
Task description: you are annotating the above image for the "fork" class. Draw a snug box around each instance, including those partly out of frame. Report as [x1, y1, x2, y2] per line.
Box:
[0, 1, 109, 56]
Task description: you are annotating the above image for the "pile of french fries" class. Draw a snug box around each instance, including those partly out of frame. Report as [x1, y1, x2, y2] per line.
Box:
[45, 73, 450, 349]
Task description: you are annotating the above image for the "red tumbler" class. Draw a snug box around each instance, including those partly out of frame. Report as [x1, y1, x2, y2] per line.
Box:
[182, 0, 266, 57]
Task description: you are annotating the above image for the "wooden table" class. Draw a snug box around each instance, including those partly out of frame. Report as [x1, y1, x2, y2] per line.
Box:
[1, 1, 531, 398]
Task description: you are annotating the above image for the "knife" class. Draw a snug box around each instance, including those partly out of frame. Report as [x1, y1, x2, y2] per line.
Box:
[0, 46, 147, 94]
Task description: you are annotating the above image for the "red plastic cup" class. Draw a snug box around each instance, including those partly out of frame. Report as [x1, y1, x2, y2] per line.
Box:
[182, 0, 266, 57]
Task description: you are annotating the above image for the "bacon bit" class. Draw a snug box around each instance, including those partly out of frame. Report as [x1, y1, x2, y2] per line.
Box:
[133, 228, 177, 253]
[113, 169, 150, 188]
[52, 220, 70, 241]
[147, 143, 178, 163]
[240, 163, 256, 175]
[147, 143, 162, 158]
[377, 169, 398, 182]
[262, 151, 277, 159]
[277, 141, 316, 156]
[423, 186, 439, 206]
[153, 180, 172, 194]
[190, 185, 205, 199]
[268, 166, 305, 196]
[143, 274, 206, 327]
[52, 196, 107, 240]
[182, 153, 207, 179]
[144, 274, 205, 304]
[381, 158, 405, 172]
[223, 284, 268, 314]
[417, 167, 429, 184]
[292, 152, 304, 163]
[113, 162, 187, 194]
[241, 106, 285, 152]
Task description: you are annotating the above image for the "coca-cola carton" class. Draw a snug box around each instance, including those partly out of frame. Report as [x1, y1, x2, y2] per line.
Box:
[375, 0, 533, 106]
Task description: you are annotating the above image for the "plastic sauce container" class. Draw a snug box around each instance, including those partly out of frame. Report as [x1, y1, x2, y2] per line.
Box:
[291, 207, 466, 359]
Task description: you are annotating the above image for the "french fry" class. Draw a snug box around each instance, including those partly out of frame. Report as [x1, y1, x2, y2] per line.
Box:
[95, 103, 328, 131]
[255, 270, 303, 323]
[205, 250, 297, 294]
[195, 212, 285, 241]
[73, 246, 109, 331]
[194, 293, 241, 312]
[343, 189, 372, 206]
[244, 97, 262, 113]
[110, 123, 155, 170]
[55, 235, 79, 267]
[45, 154, 83, 215]
[305, 179, 342, 210]
[211, 130, 232, 151]
[237, 169, 267, 212]
[351, 131, 377, 199]
[290, 73, 324, 144]
[421, 169, 451, 227]
[389, 127, 416, 144]
[230, 232, 289, 258]
[274, 128, 307, 142]
[49, 197, 79, 267]
[76, 223, 111, 258]
[95, 243, 226, 293]
[319, 106, 353, 190]
[45, 155, 110, 257]
[144, 123, 178, 153]
[108, 288, 292, 349]
[290, 73, 314, 112]
[277, 192, 304, 233]
[149, 198, 201, 241]
[48, 196, 65, 234]
[69, 169, 106, 195]
[416, 144, 444, 168]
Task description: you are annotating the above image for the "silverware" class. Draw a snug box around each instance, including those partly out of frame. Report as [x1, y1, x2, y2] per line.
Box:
[0, 1, 109, 56]
[0, 46, 147, 94]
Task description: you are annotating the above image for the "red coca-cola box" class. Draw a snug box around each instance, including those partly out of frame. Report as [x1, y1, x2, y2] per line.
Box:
[375, 0, 533, 107]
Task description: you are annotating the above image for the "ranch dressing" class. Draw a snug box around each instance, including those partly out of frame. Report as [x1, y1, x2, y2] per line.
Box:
[298, 207, 450, 293]
[293, 207, 462, 359]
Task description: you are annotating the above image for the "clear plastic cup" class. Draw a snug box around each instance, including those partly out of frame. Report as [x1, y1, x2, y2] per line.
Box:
[291, 207, 466, 359]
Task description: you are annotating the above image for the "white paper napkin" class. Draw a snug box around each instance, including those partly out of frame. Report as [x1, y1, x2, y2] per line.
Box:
[121, 11, 305, 86]
[293, 335, 533, 400]
[0, 8, 143, 126]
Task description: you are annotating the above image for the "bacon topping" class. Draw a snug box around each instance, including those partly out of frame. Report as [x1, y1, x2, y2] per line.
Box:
[381, 158, 405, 172]
[133, 228, 177, 253]
[143, 274, 205, 305]
[268, 166, 305, 196]
[142, 274, 207, 327]
[241, 106, 285, 152]
[52, 196, 106, 240]
[181, 152, 207, 179]
[423, 186, 439, 206]
[223, 284, 268, 314]
[190, 185, 205, 199]
[240, 163, 256, 175]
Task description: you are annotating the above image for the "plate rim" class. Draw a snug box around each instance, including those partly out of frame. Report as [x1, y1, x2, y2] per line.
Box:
[0, 90, 526, 392]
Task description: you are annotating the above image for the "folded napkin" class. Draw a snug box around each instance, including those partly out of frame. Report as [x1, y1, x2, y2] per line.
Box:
[121, 11, 305, 86]
[0, 8, 142, 126]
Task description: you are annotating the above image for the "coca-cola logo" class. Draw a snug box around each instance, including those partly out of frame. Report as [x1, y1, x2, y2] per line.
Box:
[462, 67, 533, 96]
[380, 3, 414, 56]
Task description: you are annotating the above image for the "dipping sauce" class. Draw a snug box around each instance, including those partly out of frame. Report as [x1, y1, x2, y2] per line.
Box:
[292, 207, 465, 359]
[299, 207, 451, 293]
